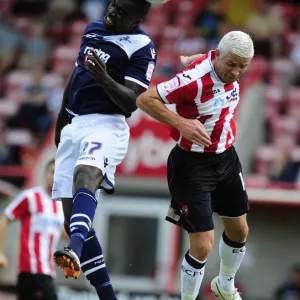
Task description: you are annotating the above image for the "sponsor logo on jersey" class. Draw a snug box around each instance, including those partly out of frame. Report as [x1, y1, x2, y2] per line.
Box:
[205, 89, 221, 96]
[164, 76, 180, 94]
[213, 88, 238, 107]
[150, 48, 156, 59]
[84, 46, 111, 64]
[146, 61, 155, 81]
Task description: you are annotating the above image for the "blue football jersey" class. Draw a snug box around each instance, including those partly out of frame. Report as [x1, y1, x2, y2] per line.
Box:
[66, 20, 157, 118]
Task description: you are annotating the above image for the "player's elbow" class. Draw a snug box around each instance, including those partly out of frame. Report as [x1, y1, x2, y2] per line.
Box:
[136, 92, 147, 110]
[123, 100, 137, 114]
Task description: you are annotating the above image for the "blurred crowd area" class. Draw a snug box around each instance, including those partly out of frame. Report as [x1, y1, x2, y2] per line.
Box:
[0, 0, 300, 187]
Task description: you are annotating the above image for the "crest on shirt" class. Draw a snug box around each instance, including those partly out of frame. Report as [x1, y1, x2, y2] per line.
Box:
[118, 36, 131, 43]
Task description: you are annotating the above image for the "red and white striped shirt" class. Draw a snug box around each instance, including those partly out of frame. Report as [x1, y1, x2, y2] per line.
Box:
[157, 50, 239, 154]
[4, 186, 64, 277]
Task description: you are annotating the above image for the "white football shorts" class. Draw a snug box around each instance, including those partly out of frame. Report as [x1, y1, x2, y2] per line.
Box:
[52, 113, 129, 200]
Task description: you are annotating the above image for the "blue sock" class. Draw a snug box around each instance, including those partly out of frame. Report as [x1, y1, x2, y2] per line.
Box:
[81, 229, 117, 300]
[68, 188, 97, 258]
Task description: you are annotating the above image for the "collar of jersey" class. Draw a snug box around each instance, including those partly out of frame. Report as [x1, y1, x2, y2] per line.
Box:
[208, 50, 224, 84]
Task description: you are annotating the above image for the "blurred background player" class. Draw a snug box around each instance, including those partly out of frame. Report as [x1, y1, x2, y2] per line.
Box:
[137, 31, 254, 300]
[0, 159, 65, 300]
[52, 0, 156, 299]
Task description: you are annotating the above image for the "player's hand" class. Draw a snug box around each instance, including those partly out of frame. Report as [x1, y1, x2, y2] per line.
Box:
[180, 56, 191, 68]
[177, 119, 212, 147]
[85, 48, 108, 83]
[0, 253, 8, 268]
[180, 54, 204, 68]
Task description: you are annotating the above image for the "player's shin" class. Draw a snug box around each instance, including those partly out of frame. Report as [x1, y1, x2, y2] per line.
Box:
[218, 232, 246, 293]
[81, 229, 117, 300]
[68, 188, 97, 258]
[181, 251, 206, 300]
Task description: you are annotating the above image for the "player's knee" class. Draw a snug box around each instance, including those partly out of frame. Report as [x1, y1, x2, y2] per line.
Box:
[227, 223, 249, 243]
[74, 170, 92, 189]
[235, 224, 249, 242]
[73, 166, 103, 192]
[190, 232, 214, 261]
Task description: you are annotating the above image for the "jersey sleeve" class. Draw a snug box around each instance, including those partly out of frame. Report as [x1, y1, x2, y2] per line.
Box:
[158, 70, 197, 105]
[125, 41, 157, 89]
[4, 191, 30, 220]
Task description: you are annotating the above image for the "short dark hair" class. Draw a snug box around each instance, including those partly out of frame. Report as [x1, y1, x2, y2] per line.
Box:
[45, 159, 55, 171]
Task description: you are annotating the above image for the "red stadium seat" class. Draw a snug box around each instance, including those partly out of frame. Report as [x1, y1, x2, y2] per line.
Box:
[5, 129, 32, 146]
[143, 10, 169, 28]
[243, 57, 268, 84]
[269, 58, 294, 85]
[0, 99, 19, 117]
[270, 116, 299, 136]
[5, 71, 32, 95]
[52, 45, 78, 74]
[245, 173, 269, 188]
[173, 12, 195, 30]
[288, 87, 300, 104]
[271, 133, 297, 148]
[291, 147, 300, 162]
[68, 19, 88, 40]
[255, 145, 277, 175]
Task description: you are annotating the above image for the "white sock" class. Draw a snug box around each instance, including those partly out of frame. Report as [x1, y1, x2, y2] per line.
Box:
[181, 251, 206, 300]
[219, 232, 246, 293]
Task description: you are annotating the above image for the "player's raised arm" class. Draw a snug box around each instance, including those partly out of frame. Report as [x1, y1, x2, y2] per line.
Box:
[0, 215, 10, 267]
[85, 49, 143, 114]
[180, 54, 204, 68]
[55, 68, 75, 147]
[137, 87, 211, 147]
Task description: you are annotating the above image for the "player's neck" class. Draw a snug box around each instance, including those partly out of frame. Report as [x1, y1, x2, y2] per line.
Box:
[212, 60, 223, 83]
[44, 185, 52, 196]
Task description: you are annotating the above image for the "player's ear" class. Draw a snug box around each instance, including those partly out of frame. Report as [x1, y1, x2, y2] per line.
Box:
[216, 48, 220, 58]
[133, 20, 140, 27]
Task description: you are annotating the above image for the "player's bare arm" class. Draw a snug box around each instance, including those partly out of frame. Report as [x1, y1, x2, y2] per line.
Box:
[85, 49, 143, 114]
[0, 215, 10, 267]
[55, 69, 74, 147]
[137, 87, 212, 147]
[181, 54, 204, 68]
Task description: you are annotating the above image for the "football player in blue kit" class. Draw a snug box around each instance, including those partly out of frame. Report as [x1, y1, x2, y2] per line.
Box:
[52, 0, 155, 298]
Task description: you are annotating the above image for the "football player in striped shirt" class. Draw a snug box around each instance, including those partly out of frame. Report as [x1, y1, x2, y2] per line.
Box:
[0, 160, 66, 300]
[137, 31, 254, 300]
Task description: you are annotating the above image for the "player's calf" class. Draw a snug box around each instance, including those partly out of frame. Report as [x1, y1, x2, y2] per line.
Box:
[181, 231, 214, 300]
[218, 231, 246, 294]
[81, 229, 117, 300]
[55, 166, 103, 279]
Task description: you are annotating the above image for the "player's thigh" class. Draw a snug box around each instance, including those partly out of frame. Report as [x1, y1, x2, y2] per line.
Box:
[52, 124, 77, 200]
[166, 146, 216, 233]
[212, 150, 249, 218]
